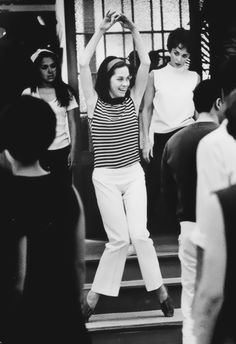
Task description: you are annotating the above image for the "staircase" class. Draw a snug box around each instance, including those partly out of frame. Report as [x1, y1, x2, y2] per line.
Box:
[84, 235, 182, 343]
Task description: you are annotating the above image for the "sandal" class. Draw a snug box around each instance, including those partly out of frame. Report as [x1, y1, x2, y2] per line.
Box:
[160, 296, 174, 317]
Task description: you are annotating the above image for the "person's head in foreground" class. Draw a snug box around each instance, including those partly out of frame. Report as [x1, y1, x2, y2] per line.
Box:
[0, 95, 56, 167]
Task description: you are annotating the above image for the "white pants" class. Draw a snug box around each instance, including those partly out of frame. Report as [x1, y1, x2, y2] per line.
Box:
[179, 221, 197, 344]
[91, 163, 163, 296]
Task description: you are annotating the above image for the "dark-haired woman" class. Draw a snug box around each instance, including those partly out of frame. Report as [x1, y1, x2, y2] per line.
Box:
[142, 28, 200, 233]
[22, 49, 78, 183]
[79, 10, 174, 320]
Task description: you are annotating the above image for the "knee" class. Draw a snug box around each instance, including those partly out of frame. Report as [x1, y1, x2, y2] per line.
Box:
[106, 237, 130, 251]
[131, 235, 152, 247]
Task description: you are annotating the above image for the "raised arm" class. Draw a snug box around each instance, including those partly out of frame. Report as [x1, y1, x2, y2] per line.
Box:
[79, 11, 120, 116]
[141, 70, 155, 163]
[118, 15, 150, 111]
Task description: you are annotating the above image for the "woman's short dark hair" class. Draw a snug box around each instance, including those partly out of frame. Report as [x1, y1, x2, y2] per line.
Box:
[167, 28, 191, 53]
[95, 56, 131, 103]
[0, 95, 56, 165]
[31, 51, 76, 107]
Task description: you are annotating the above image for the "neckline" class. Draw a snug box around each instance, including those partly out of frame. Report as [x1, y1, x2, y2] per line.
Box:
[103, 96, 126, 105]
[167, 63, 187, 72]
[36, 87, 57, 103]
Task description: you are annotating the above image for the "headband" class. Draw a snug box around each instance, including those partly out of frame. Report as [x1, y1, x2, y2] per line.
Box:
[107, 58, 127, 72]
[30, 48, 54, 63]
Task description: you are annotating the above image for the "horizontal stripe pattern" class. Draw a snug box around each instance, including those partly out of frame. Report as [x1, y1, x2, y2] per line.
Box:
[90, 97, 140, 168]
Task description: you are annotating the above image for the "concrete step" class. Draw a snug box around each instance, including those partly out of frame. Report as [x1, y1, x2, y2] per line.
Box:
[84, 277, 181, 314]
[85, 236, 179, 260]
[86, 308, 183, 344]
[85, 236, 180, 283]
[86, 253, 180, 283]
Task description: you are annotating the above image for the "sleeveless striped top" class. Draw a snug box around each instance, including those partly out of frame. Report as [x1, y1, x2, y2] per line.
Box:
[90, 97, 140, 168]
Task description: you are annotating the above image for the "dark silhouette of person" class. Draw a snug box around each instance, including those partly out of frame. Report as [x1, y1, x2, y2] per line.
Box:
[0, 95, 91, 344]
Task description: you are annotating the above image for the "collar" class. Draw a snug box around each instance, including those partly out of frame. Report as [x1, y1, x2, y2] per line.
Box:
[167, 63, 187, 72]
[102, 96, 126, 105]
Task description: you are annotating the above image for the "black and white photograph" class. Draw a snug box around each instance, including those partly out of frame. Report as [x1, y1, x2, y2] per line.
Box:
[0, 1, 236, 343]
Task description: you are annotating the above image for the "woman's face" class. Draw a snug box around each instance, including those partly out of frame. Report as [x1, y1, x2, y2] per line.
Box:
[109, 66, 131, 98]
[39, 57, 57, 85]
[169, 44, 190, 68]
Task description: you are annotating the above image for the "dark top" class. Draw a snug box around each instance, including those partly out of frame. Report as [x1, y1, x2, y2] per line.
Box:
[161, 121, 218, 223]
[212, 184, 236, 344]
[0, 171, 91, 344]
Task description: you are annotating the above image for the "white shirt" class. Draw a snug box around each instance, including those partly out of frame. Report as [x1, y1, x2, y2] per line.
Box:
[150, 63, 198, 136]
[193, 120, 236, 248]
[22, 88, 78, 150]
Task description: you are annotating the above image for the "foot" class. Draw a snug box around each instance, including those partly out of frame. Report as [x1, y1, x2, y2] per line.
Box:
[82, 290, 100, 322]
[156, 285, 174, 317]
[160, 295, 174, 317]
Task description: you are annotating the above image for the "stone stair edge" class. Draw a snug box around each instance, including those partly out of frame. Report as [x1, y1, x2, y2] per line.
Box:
[84, 277, 181, 290]
[85, 251, 179, 263]
[86, 308, 183, 332]
[85, 235, 178, 245]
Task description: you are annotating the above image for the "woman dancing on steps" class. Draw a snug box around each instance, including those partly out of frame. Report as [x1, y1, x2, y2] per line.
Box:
[79, 10, 174, 321]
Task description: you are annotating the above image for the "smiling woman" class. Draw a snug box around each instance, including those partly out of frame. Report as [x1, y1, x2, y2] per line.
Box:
[79, 10, 174, 322]
[108, 66, 131, 98]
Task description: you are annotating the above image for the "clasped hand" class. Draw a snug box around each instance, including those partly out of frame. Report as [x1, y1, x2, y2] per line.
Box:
[100, 10, 135, 31]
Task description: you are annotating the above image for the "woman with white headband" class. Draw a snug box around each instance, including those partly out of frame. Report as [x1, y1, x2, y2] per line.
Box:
[79, 10, 174, 321]
[22, 48, 78, 184]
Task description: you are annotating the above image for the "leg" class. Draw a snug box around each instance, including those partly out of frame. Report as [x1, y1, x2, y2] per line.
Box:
[145, 139, 162, 232]
[179, 221, 197, 344]
[91, 169, 130, 297]
[146, 130, 182, 233]
[123, 164, 163, 291]
[123, 164, 174, 316]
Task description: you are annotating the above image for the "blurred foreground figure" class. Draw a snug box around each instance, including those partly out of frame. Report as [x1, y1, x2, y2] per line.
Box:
[193, 89, 236, 344]
[0, 95, 91, 344]
[161, 79, 222, 344]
